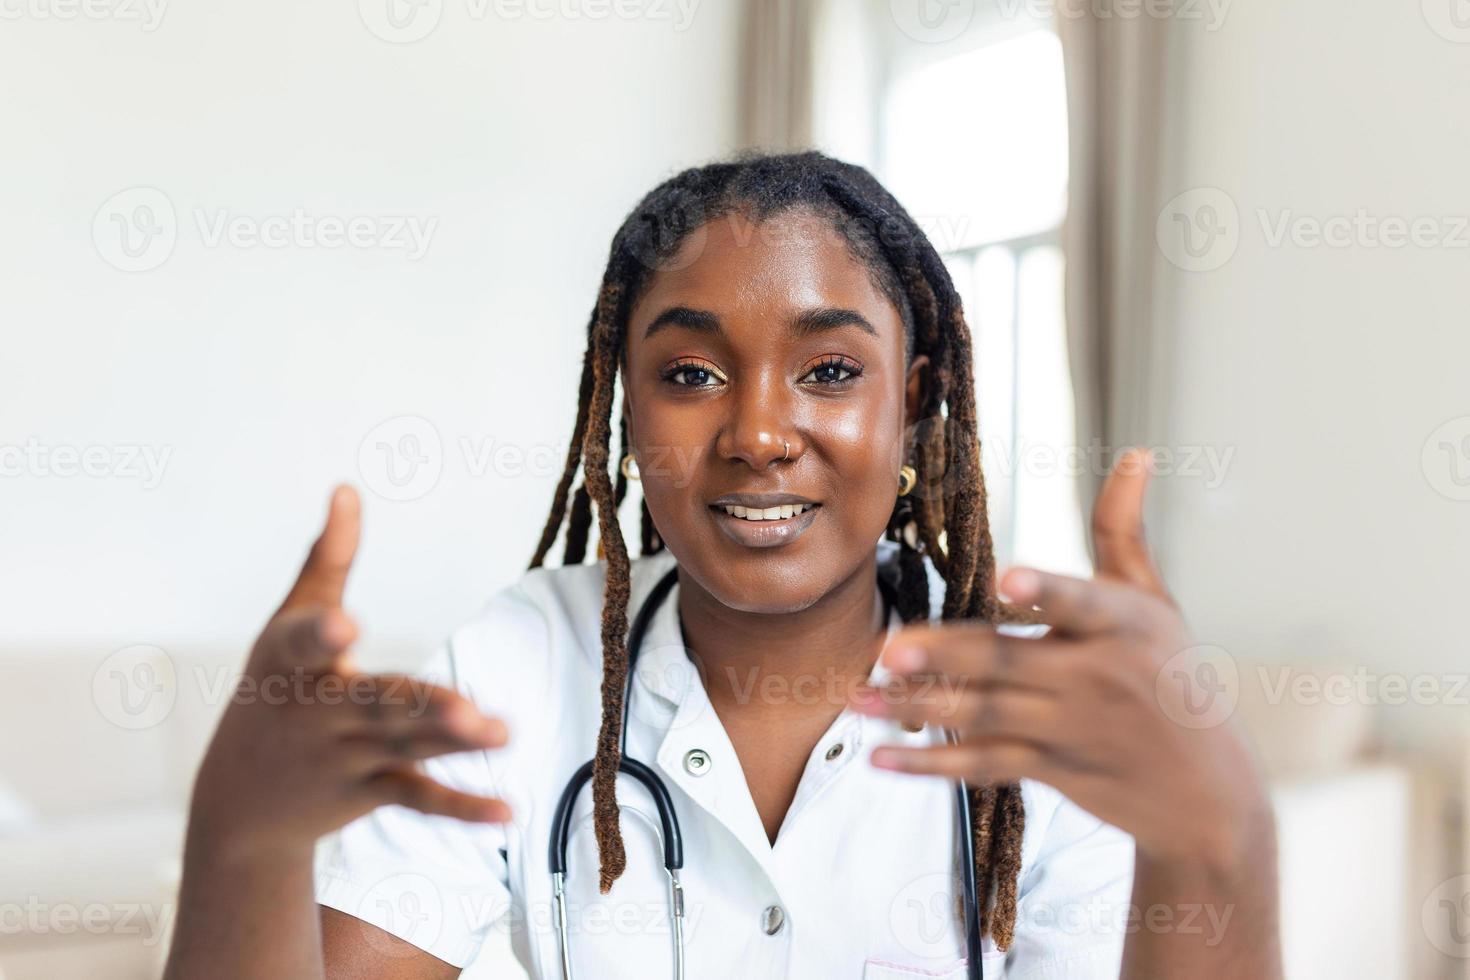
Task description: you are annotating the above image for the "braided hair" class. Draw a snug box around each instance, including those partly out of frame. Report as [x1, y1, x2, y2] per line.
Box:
[529, 151, 1026, 949]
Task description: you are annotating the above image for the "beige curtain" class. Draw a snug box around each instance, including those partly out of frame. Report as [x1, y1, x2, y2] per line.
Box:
[739, 0, 818, 151]
[1057, 7, 1173, 522]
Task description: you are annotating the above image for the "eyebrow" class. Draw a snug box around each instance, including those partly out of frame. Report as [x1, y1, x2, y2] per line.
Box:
[642, 305, 879, 340]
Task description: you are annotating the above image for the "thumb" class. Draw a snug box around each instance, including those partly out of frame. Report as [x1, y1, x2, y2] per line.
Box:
[279, 484, 361, 615]
[1091, 448, 1171, 602]
[255, 605, 358, 675]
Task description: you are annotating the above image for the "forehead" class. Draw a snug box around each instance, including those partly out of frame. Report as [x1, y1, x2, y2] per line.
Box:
[626, 209, 904, 342]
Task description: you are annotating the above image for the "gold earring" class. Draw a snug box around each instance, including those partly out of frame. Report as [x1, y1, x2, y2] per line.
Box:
[620, 454, 640, 481]
[898, 465, 917, 496]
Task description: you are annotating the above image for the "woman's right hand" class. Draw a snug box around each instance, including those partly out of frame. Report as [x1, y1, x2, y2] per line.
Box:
[187, 485, 512, 865]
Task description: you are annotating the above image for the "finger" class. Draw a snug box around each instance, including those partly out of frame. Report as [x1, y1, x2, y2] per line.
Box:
[340, 681, 510, 745]
[880, 625, 1068, 693]
[869, 740, 1054, 784]
[852, 682, 1061, 743]
[999, 567, 1148, 637]
[1091, 448, 1170, 601]
[364, 769, 512, 823]
[280, 485, 361, 614]
[255, 606, 357, 673]
[339, 728, 507, 773]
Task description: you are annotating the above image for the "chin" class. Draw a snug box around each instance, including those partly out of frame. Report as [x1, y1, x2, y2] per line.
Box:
[672, 540, 834, 615]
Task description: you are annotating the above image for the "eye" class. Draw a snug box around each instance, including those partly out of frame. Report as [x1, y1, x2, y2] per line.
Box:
[661, 359, 727, 389]
[800, 356, 862, 386]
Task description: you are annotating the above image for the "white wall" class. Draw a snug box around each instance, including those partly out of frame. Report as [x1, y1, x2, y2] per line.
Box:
[1152, 0, 1470, 799]
[0, 0, 741, 662]
[1143, 10, 1470, 973]
[1155, 3, 1470, 758]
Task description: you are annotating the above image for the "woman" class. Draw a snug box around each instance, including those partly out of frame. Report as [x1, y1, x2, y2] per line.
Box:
[164, 152, 1281, 979]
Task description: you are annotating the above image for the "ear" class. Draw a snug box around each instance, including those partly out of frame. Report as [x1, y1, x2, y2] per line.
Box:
[620, 388, 635, 445]
[902, 354, 930, 432]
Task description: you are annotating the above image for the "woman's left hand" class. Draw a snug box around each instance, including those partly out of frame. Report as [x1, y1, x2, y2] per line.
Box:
[852, 448, 1268, 875]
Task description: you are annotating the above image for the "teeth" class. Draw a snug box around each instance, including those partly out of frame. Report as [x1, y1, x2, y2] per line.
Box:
[721, 503, 812, 521]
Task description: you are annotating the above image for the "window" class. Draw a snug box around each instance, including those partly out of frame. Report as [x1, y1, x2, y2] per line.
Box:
[876, 22, 1090, 577]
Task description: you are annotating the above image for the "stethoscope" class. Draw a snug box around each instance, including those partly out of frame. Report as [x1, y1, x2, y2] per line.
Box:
[548, 566, 986, 980]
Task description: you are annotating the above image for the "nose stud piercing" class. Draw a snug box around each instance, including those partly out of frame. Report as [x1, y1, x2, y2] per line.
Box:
[782, 439, 790, 461]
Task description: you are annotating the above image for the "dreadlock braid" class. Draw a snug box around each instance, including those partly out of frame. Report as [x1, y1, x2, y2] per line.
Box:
[530, 312, 598, 569]
[561, 483, 593, 565]
[528, 151, 1028, 946]
[582, 279, 635, 893]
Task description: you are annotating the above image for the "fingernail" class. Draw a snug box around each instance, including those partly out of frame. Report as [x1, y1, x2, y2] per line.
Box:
[317, 611, 352, 648]
[871, 748, 904, 770]
[1003, 568, 1040, 603]
[480, 718, 507, 745]
[885, 644, 924, 673]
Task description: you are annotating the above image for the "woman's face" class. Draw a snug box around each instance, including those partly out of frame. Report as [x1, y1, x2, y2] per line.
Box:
[623, 207, 927, 614]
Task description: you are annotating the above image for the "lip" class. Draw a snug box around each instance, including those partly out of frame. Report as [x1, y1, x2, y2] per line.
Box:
[709, 497, 821, 549]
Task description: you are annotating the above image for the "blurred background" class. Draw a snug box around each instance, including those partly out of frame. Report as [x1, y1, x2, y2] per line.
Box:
[2, 0, 1469, 976]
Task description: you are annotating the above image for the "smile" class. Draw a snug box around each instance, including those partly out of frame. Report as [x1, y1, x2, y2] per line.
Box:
[707, 494, 821, 549]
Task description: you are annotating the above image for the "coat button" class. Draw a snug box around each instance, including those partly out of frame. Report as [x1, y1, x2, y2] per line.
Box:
[683, 748, 711, 776]
[824, 743, 844, 761]
[762, 905, 785, 935]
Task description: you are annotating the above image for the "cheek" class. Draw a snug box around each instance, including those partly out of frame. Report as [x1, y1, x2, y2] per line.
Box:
[627, 399, 710, 508]
[816, 390, 906, 479]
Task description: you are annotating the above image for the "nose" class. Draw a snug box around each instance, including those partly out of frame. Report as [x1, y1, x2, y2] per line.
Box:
[716, 377, 800, 470]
